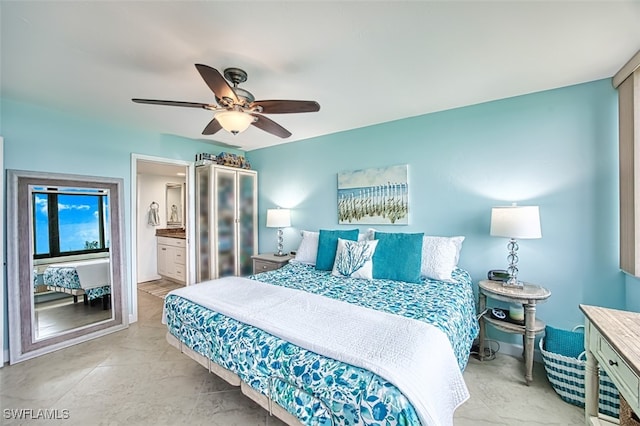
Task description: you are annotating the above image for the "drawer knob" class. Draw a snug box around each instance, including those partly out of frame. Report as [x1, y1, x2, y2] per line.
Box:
[608, 359, 618, 367]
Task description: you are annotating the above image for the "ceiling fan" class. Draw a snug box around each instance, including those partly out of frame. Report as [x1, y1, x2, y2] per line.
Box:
[132, 64, 320, 138]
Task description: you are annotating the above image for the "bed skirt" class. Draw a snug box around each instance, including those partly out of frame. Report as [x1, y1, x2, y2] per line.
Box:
[165, 332, 305, 426]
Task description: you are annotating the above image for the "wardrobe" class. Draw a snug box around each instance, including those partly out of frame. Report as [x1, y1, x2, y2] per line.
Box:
[195, 164, 258, 281]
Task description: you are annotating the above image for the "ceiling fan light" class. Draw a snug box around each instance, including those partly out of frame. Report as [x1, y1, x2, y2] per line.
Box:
[215, 111, 254, 135]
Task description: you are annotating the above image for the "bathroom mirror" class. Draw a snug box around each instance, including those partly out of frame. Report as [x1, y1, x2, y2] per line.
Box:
[7, 170, 128, 364]
[166, 183, 183, 227]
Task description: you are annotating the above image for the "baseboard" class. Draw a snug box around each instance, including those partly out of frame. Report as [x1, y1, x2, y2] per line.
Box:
[495, 341, 543, 363]
[137, 275, 162, 284]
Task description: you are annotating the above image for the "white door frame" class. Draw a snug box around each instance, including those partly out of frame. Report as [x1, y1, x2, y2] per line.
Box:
[130, 154, 194, 324]
[0, 136, 5, 365]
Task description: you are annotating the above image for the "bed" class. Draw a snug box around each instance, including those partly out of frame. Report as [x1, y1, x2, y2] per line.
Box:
[42, 258, 111, 309]
[163, 231, 478, 426]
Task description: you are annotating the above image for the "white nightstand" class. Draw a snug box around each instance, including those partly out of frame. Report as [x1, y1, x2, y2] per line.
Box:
[478, 279, 551, 385]
[251, 253, 294, 274]
[581, 305, 640, 425]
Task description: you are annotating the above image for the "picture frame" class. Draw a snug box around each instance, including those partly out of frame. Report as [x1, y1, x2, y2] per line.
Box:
[337, 164, 409, 225]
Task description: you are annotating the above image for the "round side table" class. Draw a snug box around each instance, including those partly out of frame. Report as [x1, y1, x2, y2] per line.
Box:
[478, 279, 551, 385]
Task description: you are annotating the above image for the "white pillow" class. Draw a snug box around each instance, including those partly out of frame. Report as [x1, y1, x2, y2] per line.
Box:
[293, 229, 369, 265]
[293, 230, 319, 265]
[426, 235, 465, 264]
[364, 228, 377, 241]
[331, 238, 379, 279]
[421, 236, 465, 282]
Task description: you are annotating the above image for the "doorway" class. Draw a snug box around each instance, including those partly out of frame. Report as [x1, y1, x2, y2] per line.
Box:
[130, 154, 194, 324]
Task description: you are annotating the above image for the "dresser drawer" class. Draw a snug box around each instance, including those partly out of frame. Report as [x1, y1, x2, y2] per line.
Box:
[174, 264, 185, 281]
[157, 236, 186, 248]
[597, 331, 640, 404]
[174, 248, 186, 265]
[253, 260, 281, 273]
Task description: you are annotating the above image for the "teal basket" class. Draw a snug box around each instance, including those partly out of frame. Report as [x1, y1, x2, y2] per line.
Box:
[539, 327, 619, 418]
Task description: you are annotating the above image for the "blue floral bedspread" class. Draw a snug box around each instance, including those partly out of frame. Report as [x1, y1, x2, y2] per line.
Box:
[164, 263, 478, 425]
[43, 266, 110, 301]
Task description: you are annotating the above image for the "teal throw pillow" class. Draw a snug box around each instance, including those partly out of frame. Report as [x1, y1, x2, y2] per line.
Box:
[315, 229, 359, 270]
[544, 325, 585, 359]
[372, 232, 424, 283]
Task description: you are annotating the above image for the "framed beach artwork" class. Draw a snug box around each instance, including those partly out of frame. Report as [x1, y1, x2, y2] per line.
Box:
[338, 164, 409, 225]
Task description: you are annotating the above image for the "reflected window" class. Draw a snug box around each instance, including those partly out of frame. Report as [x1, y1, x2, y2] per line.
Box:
[32, 186, 110, 258]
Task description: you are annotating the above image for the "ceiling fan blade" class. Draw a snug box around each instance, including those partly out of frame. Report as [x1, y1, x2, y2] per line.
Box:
[250, 114, 292, 138]
[251, 100, 320, 114]
[132, 98, 210, 109]
[202, 118, 222, 135]
[195, 64, 238, 104]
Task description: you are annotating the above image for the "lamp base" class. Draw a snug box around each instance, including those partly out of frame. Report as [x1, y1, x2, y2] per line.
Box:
[504, 238, 523, 288]
[273, 251, 289, 257]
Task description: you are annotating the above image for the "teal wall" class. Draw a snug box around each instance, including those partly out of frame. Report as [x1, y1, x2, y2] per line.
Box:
[1, 97, 242, 353]
[250, 78, 627, 331]
[626, 275, 640, 311]
[1, 78, 634, 353]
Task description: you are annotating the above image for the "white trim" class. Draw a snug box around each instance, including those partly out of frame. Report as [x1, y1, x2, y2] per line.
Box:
[0, 136, 4, 367]
[613, 49, 640, 88]
[130, 154, 195, 324]
[498, 341, 543, 364]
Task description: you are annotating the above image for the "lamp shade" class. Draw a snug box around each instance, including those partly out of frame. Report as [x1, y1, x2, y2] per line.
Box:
[215, 111, 255, 135]
[266, 208, 291, 228]
[490, 205, 541, 239]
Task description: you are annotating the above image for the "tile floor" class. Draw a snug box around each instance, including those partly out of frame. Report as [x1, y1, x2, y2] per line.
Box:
[0, 290, 584, 425]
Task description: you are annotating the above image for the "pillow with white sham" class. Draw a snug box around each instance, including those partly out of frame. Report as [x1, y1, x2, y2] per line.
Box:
[425, 235, 465, 265]
[421, 236, 465, 282]
[331, 238, 379, 279]
[293, 230, 319, 265]
[292, 229, 370, 265]
[364, 228, 377, 241]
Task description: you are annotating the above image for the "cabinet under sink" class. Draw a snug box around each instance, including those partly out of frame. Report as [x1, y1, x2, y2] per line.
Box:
[157, 236, 186, 284]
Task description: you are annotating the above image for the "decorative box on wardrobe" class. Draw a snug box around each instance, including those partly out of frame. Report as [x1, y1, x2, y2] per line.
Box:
[196, 164, 258, 281]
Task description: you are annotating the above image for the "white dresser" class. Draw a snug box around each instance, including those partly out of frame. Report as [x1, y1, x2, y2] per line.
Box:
[581, 305, 640, 425]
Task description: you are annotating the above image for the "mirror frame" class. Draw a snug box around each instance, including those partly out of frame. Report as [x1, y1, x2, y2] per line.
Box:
[165, 182, 183, 227]
[7, 170, 128, 364]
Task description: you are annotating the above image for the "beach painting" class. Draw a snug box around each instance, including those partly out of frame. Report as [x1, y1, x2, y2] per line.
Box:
[338, 164, 409, 225]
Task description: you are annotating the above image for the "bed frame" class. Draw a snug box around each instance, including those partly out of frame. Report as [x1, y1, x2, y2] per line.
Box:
[165, 332, 334, 425]
[45, 285, 110, 309]
[42, 259, 112, 310]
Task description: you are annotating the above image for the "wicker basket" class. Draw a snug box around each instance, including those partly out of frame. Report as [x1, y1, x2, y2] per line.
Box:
[620, 395, 640, 426]
[539, 336, 619, 417]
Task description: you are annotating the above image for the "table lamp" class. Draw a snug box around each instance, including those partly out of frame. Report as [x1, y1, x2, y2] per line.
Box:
[266, 208, 291, 257]
[490, 204, 541, 286]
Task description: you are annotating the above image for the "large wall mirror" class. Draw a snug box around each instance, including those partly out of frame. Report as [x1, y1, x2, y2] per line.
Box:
[7, 170, 128, 364]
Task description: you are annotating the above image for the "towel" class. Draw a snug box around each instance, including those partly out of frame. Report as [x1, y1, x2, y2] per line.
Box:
[148, 202, 160, 226]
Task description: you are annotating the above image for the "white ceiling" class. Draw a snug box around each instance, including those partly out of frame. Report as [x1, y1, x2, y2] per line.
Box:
[2, 1, 639, 152]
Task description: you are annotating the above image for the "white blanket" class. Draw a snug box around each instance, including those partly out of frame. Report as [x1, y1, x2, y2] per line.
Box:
[48, 258, 110, 289]
[163, 276, 469, 426]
